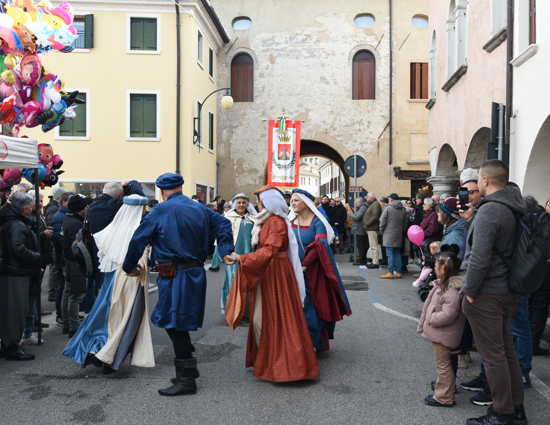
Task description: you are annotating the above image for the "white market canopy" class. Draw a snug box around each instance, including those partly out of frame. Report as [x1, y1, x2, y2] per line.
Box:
[0, 135, 38, 170]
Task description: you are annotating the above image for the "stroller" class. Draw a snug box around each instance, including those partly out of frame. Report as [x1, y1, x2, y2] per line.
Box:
[417, 270, 437, 302]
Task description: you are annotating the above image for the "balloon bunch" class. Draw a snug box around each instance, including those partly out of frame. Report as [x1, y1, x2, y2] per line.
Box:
[0, 0, 84, 136]
[0, 141, 64, 190]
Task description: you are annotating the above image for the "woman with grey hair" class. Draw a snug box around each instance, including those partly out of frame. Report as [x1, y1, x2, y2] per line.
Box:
[0, 191, 41, 360]
[420, 197, 443, 246]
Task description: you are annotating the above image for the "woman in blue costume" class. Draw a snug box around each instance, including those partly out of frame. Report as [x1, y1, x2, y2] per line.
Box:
[289, 189, 352, 352]
[211, 193, 257, 314]
[63, 195, 155, 372]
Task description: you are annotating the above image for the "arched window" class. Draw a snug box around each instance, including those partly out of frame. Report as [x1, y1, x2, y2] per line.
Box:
[430, 30, 437, 99]
[231, 54, 253, 102]
[352, 50, 375, 100]
[446, 0, 467, 79]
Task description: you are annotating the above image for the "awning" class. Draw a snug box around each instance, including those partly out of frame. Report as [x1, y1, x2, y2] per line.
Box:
[0, 135, 38, 170]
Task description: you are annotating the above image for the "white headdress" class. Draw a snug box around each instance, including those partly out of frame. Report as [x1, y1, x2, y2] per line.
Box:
[229, 193, 257, 216]
[257, 189, 306, 305]
[288, 191, 335, 244]
[94, 194, 148, 273]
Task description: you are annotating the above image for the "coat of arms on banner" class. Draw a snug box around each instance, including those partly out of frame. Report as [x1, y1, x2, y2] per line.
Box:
[267, 115, 301, 186]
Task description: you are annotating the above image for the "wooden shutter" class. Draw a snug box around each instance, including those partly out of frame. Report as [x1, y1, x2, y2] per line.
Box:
[209, 48, 214, 77]
[410, 63, 429, 99]
[231, 54, 254, 102]
[209, 112, 214, 150]
[352, 51, 375, 100]
[144, 19, 157, 51]
[529, 0, 536, 45]
[130, 18, 156, 51]
[130, 94, 157, 138]
[84, 14, 94, 48]
[59, 93, 87, 137]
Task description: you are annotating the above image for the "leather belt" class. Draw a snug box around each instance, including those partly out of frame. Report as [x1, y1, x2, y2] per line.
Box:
[176, 262, 204, 270]
[273, 252, 288, 259]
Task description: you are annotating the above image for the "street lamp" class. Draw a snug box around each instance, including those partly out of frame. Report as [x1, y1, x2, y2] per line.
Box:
[194, 87, 233, 152]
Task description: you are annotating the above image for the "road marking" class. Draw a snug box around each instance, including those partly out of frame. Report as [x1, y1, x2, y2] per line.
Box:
[358, 267, 550, 404]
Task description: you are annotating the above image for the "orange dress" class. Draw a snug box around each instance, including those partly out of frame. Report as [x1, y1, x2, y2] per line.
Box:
[225, 215, 320, 382]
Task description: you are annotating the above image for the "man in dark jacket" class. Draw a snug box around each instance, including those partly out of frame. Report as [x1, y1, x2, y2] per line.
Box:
[363, 192, 382, 269]
[88, 180, 144, 290]
[0, 192, 41, 360]
[51, 191, 73, 324]
[321, 195, 335, 225]
[61, 196, 88, 337]
[44, 187, 66, 226]
[332, 197, 347, 254]
[461, 160, 527, 425]
[349, 197, 369, 265]
[379, 193, 408, 279]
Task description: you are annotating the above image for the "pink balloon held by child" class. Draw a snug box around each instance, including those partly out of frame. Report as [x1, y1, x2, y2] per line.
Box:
[407, 225, 425, 247]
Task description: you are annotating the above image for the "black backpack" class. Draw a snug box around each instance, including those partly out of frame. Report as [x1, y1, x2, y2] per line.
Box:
[473, 204, 550, 295]
[71, 211, 94, 277]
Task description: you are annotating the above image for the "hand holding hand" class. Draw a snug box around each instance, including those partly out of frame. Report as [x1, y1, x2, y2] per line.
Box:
[223, 255, 235, 266]
[126, 264, 143, 277]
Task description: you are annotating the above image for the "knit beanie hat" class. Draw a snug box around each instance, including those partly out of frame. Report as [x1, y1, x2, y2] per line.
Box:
[439, 197, 460, 220]
[68, 195, 87, 212]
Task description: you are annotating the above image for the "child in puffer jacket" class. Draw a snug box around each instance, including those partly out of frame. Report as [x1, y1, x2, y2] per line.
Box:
[417, 251, 465, 408]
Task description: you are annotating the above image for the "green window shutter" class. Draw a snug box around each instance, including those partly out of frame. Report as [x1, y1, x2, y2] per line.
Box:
[144, 19, 157, 51]
[84, 14, 94, 48]
[143, 95, 157, 137]
[209, 48, 213, 77]
[74, 93, 87, 136]
[130, 94, 144, 137]
[209, 112, 214, 150]
[130, 18, 144, 50]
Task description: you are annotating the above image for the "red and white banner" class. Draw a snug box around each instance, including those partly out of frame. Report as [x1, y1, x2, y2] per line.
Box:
[267, 119, 301, 187]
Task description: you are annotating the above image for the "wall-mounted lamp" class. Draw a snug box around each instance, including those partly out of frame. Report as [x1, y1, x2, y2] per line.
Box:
[194, 87, 233, 152]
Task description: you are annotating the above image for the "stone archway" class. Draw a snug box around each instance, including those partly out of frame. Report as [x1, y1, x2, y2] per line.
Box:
[428, 143, 459, 196]
[523, 115, 550, 202]
[465, 127, 490, 169]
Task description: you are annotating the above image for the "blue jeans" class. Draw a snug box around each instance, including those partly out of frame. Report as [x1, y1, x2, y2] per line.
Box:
[386, 247, 402, 273]
[24, 296, 38, 338]
[511, 294, 533, 378]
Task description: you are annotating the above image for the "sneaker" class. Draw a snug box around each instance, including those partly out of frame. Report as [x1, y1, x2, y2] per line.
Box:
[533, 345, 549, 356]
[466, 407, 513, 425]
[523, 376, 532, 388]
[367, 264, 379, 269]
[20, 336, 43, 345]
[412, 280, 421, 287]
[470, 386, 493, 406]
[380, 272, 394, 279]
[461, 375, 487, 392]
[56, 317, 63, 327]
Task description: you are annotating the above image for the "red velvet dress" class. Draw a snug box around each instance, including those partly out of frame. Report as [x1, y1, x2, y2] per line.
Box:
[225, 216, 320, 382]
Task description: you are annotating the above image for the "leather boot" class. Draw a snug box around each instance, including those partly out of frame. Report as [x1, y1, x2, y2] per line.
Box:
[458, 355, 468, 369]
[159, 358, 199, 396]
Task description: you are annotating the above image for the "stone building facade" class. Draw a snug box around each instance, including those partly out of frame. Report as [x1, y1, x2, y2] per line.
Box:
[426, 0, 508, 195]
[212, 0, 430, 201]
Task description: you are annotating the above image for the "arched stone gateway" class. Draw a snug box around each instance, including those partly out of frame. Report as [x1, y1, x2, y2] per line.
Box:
[428, 143, 459, 195]
[523, 115, 550, 202]
[465, 127, 491, 170]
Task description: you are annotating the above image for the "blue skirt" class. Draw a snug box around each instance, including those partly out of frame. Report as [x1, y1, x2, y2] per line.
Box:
[62, 271, 116, 365]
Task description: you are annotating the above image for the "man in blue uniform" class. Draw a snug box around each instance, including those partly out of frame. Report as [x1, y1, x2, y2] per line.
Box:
[123, 173, 234, 396]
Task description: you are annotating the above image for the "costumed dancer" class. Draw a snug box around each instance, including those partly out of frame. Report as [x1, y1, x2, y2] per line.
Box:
[123, 173, 234, 397]
[289, 189, 352, 352]
[211, 193, 257, 313]
[62, 195, 155, 373]
[225, 185, 320, 382]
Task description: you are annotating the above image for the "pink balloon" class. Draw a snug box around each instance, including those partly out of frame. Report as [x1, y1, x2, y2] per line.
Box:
[407, 225, 425, 247]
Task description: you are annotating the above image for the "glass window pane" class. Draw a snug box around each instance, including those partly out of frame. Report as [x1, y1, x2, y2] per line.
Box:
[232, 17, 252, 30]
[198, 31, 203, 62]
[354, 14, 375, 28]
[72, 17, 85, 49]
[412, 15, 429, 29]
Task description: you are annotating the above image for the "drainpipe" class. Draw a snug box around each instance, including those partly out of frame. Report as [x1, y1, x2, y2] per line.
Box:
[216, 160, 220, 196]
[505, 0, 514, 149]
[389, 0, 393, 165]
[175, 0, 182, 175]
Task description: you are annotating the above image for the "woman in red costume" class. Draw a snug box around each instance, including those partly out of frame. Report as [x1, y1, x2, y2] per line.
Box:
[225, 185, 320, 382]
